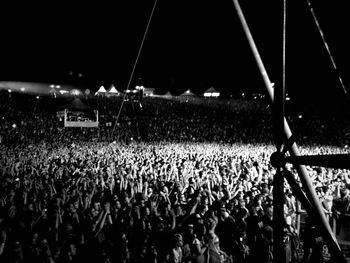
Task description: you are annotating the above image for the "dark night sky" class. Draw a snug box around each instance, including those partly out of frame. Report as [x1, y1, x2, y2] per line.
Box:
[0, 0, 349, 99]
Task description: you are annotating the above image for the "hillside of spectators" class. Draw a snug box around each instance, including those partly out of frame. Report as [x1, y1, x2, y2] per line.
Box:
[1, 90, 350, 147]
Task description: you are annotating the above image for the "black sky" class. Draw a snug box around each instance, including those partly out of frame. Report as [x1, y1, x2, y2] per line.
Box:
[0, 0, 349, 99]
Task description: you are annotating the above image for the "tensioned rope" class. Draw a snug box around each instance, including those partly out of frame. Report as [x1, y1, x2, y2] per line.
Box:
[306, 0, 348, 98]
[111, 0, 159, 140]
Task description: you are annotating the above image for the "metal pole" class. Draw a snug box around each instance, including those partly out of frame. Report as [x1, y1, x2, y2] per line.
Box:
[273, 167, 285, 263]
[271, 1, 287, 261]
[296, 198, 301, 235]
[231, 1, 346, 262]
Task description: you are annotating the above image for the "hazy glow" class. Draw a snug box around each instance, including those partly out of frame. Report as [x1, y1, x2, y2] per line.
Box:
[0, 81, 82, 95]
[70, 89, 82, 96]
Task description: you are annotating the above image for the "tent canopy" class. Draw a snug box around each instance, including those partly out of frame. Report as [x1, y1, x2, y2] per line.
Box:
[107, 84, 121, 96]
[204, 86, 218, 93]
[95, 85, 107, 95]
[180, 89, 195, 96]
[108, 85, 121, 94]
[203, 86, 220, 97]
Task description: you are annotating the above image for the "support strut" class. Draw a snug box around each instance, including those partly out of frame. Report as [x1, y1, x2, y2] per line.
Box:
[232, 0, 347, 262]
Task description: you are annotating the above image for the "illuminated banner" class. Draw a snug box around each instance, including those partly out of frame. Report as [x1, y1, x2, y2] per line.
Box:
[64, 121, 99, 127]
[64, 109, 99, 128]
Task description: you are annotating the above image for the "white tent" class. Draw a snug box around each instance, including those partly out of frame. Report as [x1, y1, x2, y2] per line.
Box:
[180, 89, 195, 96]
[203, 86, 220, 97]
[108, 84, 121, 96]
[95, 85, 107, 96]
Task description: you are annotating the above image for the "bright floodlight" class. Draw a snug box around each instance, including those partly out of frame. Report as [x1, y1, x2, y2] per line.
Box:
[36, 96, 40, 99]
[49, 84, 55, 88]
[135, 85, 144, 90]
[204, 92, 220, 97]
[56, 85, 61, 89]
[8, 89, 12, 93]
[20, 87, 25, 92]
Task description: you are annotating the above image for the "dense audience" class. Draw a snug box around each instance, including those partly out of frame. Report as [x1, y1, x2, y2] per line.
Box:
[0, 90, 350, 263]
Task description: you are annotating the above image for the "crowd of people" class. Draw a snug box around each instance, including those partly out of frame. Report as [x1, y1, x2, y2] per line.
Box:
[0, 90, 350, 263]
